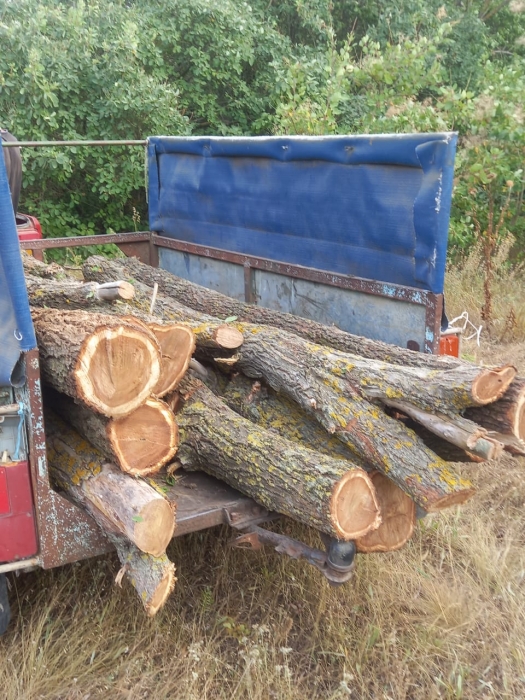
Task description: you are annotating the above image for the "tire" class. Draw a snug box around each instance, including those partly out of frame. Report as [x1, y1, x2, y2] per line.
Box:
[0, 573, 10, 635]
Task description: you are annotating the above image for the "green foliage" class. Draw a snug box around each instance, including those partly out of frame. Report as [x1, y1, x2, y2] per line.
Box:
[0, 0, 524, 262]
[0, 0, 189, 252]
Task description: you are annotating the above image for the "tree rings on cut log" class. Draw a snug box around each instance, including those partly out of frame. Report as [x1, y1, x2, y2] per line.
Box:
[82, 467, 175, 556]
[356, 472, 416, 553]
[76, 324, 161, 418]
[149, 324, 196, 397]
[213, 325, 244, 350]
[330, 469, 383, 540]
[32, 308, 162, 418]
[466, 376, 525, 441]
[471, 365, 517, 405]
[108, 398, 179, 476]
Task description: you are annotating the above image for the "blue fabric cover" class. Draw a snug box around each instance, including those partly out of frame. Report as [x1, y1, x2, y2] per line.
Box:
[148, 134, 457, 294]
[0, 146, 36, 385]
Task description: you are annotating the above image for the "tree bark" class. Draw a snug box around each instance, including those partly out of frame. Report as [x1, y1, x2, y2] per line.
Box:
[32, 307, 161, 418]
[25, 274, 134, 307]
[173, 375, 381, 541]
[82, 254, 476, 371]
[355, 471, 416, 553]
[81, 260, 244, 352]
[216, 372, 367, 466]
[46, 389, 179, 476]
[465, 377, 525, 441]
[113, 539, 176, 616]
[81, 257, 515, 411]
[217, 371, 417, 551]
[22, 251, 73, 280]
[45, 411, 175, 555]
[232, 327, 475, 511]
[383, 399, 504, 461]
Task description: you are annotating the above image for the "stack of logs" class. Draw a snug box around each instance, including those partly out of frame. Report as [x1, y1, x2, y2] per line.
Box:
[23, 252, 525, 615]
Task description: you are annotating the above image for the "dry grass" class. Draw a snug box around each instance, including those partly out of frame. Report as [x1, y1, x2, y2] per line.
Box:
[2, 258, 525, 700]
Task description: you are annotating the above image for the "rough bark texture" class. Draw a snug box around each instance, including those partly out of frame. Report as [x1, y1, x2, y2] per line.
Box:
[25, 274, 134, 308]
[149, 324, 196, 397]
[356, 472, 416, 553]
[174, 375, 381, 540]
[384, 399, 504, 461]
[83, 254, 478, 371]
[465, 377, 525, 440]
[22, 251, 73, 280]
[82, 257, 515, 411]
[216, 372, 367, 467]
[233, 327, 474, 511]
[113, 539, 176, 616]
[82, 259, 244, 352]
[46, 389, 179, 476]
[218, 372, 417, 550]
[45, 411, 175, 555]
[32, 307, 161, 418]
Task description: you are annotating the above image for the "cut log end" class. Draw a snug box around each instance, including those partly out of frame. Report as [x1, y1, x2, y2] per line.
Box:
[330, 469, 381, 541]
[145, 561, 177, 616]
[97, 280, 135, 302]
[149, 324, 196, 397]
[213, 325, 244, 350]
[108, 398, 179, 476]
[517, 398, 525, 441]
[356, 472, 416, 553]
[424, 487, 476, 513]
[75, 324, 161, 417]
[117, 548, 176, 617]
[472, 365, 517, 405]
[133, 498, 176, 557]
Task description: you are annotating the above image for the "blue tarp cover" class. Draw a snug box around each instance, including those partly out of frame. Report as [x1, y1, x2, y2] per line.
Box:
[0, 146, 36, 385]
[148, 133, 457, 294]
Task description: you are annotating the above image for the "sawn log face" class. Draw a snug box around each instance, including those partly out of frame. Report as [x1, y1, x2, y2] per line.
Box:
[174, 375, 381, 541]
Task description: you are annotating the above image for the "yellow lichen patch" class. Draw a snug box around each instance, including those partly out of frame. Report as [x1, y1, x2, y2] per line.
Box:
[385, 387, 403, 399]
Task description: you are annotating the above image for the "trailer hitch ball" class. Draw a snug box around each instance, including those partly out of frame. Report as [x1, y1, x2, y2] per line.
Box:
[326, 539, 356, 573]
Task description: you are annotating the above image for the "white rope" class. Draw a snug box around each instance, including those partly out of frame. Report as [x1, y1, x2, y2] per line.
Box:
[449, 311, 483, 346]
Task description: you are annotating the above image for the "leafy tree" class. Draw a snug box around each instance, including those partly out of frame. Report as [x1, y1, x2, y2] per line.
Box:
[0, 0, 189, 249]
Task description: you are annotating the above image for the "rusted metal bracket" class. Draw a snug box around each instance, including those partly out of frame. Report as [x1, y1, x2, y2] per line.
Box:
[223, 506, 275, 531]
[230, 525, 356, 586]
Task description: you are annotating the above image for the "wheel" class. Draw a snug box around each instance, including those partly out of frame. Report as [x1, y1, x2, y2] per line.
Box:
[0, 573, 11, 635]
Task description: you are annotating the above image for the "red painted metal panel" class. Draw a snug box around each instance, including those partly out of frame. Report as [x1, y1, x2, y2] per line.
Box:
[0, 461, 38, 562]
[0, 470, 9, 515]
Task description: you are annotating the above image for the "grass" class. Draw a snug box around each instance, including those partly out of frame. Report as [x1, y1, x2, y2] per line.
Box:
[2, 252, 525, 699]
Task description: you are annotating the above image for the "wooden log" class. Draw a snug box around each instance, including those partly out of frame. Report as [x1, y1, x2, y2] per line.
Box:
[81, 254, 474, 371]
[356, 472, 416, 553]
[26, 274, 134, 307]
[32, 307, 161, 418]
[61, 476, 177, 616]
[81, 257, 515, 411]
[113, 539, 176, 616]
[46, 389, 179, 476]
[173, 375, 381, 541]
[218, 372, 416, 551]
[217, 372, 367, 466]
[232, 327, 475, 511]
[28, 270, 243, 355]
[45, 411, 175, 555]
[383, 399, 504, 461]
[149, 323, 196, 397]
[21, 250, 72, 280]
[465, 377, 525, 441]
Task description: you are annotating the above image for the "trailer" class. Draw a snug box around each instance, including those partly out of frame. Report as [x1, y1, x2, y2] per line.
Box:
[0, 133, 459, 631]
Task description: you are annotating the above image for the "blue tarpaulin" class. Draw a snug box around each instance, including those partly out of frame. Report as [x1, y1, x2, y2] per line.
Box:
[0, 145, 36, 385]
[148, 134, 457, 294]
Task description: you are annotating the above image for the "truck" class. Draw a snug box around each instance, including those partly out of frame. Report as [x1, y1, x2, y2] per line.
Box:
[0, 132, 459, 632]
